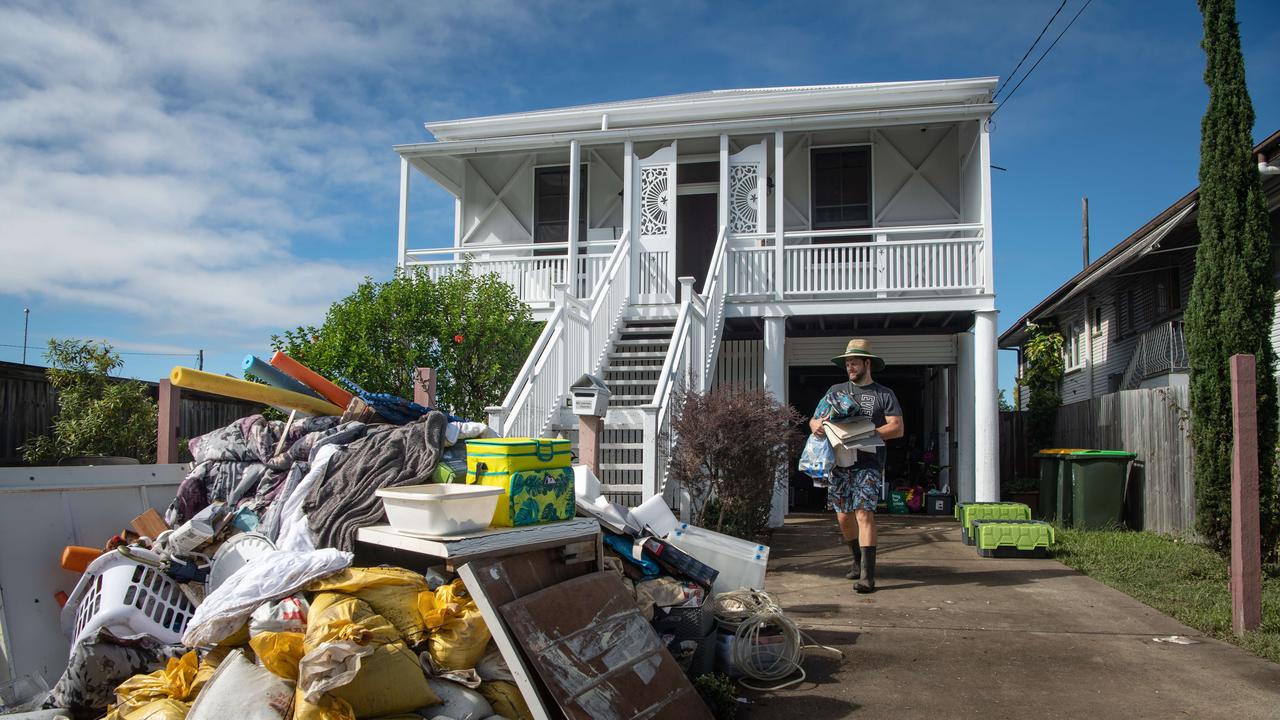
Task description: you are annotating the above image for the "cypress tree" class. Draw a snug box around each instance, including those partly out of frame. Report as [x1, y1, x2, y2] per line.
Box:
[1185, 0, 1277, 554]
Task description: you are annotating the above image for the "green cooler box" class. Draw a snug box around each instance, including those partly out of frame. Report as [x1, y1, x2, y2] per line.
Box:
[956, 502, 1032, 544]
[1034, 449, 1085, 522]
[1061, 450, 1134, 529]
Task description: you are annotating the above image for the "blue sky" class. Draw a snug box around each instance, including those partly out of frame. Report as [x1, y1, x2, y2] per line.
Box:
[1, 0, 1278, 398]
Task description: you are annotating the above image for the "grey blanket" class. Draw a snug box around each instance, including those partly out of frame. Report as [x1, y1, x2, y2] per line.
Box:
[305, 410, 447, 551]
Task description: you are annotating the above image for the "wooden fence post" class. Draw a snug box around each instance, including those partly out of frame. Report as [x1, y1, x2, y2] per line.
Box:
[414, 367, 437, 409]
[157, 379, 182, 464]
[1229, 353, 1261, 634]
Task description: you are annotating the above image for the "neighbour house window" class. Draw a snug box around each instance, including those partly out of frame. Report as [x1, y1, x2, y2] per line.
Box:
[534, 165, 588, 245]
[1092, 306, 1103, 336]
[1064, 323, 1084, 371]
[810, 146, 871, 240]
[1155, 267, 1181, 317]
[1116, 289, 1137, 336]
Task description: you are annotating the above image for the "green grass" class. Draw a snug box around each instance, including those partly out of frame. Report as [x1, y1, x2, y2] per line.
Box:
[1052, 528, 1280, 663]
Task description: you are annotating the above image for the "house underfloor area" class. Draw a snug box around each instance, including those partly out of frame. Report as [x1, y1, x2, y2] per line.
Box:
[742, 513, 1279, 719]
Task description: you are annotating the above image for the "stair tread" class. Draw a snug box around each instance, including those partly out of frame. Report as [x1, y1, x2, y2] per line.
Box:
[608, 351, 666, 358]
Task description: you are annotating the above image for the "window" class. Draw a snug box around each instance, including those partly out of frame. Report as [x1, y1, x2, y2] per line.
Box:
[810, 146, 871, 230]
[1092, 306, 1103, 336]
[1064, 323, 1084, 371]
[1116, 289, 1137, 336]
[534, 165, 588, 245]
[1155, 267, 1182, 316]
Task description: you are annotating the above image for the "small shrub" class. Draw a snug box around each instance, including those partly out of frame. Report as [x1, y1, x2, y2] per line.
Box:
[692, 672, 738, 720]
[22, 339, 158, 464]
[667, 383, 801, 539]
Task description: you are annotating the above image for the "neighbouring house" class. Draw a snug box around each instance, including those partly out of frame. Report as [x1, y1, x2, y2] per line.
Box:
[1000, 129, 1280, 405]
[997, 130, 1280, 534]
[393, 79, 1003, 521]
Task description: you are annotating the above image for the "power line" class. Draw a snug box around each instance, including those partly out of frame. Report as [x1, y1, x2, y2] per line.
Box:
[0, 342, 195, 357]
[994, 0, 1069, 101]
[992, 0, 1095, 117]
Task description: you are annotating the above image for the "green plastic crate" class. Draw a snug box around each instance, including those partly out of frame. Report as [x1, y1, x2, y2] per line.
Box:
[957, 502, 1032, 544]
[974, 520, 1054, 558]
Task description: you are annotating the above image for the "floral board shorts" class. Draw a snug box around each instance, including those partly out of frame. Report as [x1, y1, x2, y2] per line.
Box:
[827, 466, 881, 513]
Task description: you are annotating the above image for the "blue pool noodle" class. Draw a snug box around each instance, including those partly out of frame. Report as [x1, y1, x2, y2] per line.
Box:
[242, 355, 324, 400]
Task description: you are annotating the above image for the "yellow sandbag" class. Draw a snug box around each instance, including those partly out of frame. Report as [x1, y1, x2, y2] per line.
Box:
[192, 646, 230, 694]
[294, 689, 356, 720]
[302, 592, 439, 718]
[107, 651, 200, 719]
[217, 621, 251, 648]
[250, 631, 306, 681]
[118, 698, 190, 720]
[327, 643, 437, 718]
[308, 567, 430, 645]
[477, 680, 532, 720]
[419, 579, 491, 671]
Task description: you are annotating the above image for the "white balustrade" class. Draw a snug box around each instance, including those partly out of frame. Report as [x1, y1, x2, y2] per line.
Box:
[405, 240, 618, 305]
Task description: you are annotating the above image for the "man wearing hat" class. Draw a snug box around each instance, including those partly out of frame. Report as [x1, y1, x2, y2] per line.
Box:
[809, 338, 903, 593]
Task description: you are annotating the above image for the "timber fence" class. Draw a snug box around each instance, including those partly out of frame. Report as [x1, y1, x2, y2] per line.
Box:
[1, 360, 262, 466]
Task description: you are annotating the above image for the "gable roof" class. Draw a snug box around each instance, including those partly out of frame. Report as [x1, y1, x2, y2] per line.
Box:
[424, 78, 997, 142]
[998, 127, 1280, 349]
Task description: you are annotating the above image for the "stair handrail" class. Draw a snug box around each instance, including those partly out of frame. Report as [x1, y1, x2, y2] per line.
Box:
[698, 225, 731, 391]
[488, 231, 631, 436]
[640, 226, 730, 501]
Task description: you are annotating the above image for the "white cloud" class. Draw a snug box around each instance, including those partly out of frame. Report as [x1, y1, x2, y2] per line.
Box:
[0, 0, 554, 346]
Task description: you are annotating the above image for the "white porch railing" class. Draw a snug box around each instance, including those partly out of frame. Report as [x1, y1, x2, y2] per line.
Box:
[641, 226, 730, 502]
[404, 240, 618, 305]
[726, 223, 986, 299]
[487, 233, 631, 437]
[1120, 320, 1188, 390]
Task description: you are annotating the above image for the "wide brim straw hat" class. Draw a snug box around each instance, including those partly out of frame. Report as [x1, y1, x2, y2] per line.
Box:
[831, 338, 885, 372]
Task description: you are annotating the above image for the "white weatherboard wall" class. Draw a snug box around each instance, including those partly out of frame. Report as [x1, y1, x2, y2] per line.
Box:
[0, 465, 184, 685]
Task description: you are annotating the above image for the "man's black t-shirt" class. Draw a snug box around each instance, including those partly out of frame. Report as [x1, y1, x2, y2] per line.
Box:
[814, 380, 903, 471]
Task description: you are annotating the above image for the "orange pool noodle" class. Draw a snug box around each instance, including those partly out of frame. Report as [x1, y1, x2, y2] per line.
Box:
[268, 352, 354, 409]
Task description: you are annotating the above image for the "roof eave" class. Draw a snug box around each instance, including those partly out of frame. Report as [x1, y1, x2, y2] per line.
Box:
[425, 77, 997, 141]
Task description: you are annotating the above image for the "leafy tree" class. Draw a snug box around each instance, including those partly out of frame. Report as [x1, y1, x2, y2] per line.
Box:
[667, 383, 801, 539]
[22, 340, 158, 464]
[1021, 322, 1064, 451]
[271, 265, 541, 422]
[1186, 0, 1278, 554]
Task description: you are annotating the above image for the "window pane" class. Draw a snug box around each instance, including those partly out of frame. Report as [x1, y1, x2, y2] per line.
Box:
[811, 147, 871, 230]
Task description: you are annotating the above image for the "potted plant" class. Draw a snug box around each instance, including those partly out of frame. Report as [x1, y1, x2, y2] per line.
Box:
[1001, 475, 1040, 516]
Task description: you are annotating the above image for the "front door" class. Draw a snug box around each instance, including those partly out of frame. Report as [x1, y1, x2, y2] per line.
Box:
[633, 143, 677, 304]
[676, 193, 717, 299]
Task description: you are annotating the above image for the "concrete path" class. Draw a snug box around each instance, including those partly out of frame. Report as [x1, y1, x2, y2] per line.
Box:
[740, 513, 1279, 720]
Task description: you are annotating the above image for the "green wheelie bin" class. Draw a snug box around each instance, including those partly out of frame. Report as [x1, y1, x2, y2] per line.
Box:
[1034, 449, 1085, 522]
[1061, 450, 1135, 529]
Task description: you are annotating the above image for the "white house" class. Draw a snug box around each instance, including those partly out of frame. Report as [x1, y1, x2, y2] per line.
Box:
[393, 79, 1002, 519]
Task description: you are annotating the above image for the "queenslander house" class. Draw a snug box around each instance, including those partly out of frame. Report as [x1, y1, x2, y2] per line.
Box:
[393, 79, 1002, 523]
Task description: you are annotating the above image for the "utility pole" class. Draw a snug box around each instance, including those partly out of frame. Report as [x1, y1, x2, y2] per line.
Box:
[197, 349, 204, 371]
[1082, 196, 1090, 269]
[22, 308, 29, 364]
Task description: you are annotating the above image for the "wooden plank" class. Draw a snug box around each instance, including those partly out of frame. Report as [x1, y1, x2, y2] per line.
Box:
[459, 551, 604, 720]
[130, 507, 169, 538]
[497, 571, 712, 720]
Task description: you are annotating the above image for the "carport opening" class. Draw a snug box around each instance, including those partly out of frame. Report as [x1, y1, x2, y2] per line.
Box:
[787, 365, 928, 511]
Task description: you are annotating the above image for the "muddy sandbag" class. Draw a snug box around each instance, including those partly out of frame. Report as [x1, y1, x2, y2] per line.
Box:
[105, 652, 200, 720]
[185, 650, 293, 720]
[420, 579, 491, 671]
[307, 567, 429, 645]
[249, 631, 306, 682]
[298, 592, 438, 718]
[476, 680, 532, 720]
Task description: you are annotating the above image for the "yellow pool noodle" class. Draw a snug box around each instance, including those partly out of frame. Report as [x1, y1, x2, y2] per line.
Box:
[169, 366, 345, 417]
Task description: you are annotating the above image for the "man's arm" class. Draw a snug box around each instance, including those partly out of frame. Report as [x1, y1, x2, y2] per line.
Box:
[877, 415, 904, 440]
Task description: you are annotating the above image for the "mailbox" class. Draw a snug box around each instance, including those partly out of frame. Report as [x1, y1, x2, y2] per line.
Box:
[570, 373, 611, 417]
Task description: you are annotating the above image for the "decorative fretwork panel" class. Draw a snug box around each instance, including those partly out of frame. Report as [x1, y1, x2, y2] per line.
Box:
[639, 251, 670, 296]
[639, 166, 670, 237]
[729, 164, 760, 234]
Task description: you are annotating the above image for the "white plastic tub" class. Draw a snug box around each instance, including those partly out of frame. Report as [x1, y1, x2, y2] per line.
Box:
[376, 483, 502, 537]
[665, 523, 769, 597]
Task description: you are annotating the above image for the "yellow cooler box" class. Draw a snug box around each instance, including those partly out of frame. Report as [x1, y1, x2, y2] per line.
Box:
[465, 438, 576, 527]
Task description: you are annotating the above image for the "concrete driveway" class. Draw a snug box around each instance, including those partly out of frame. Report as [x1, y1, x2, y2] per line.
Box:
[742, 513, 1280, 720]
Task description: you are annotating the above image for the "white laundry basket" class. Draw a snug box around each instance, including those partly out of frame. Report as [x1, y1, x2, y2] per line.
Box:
[61, 549, 196, 650]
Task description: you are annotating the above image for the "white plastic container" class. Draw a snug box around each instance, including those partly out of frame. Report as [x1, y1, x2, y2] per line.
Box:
[376, 483, 503, 537]
[61, 549, 197, 649]
[665, 523, 769, 597]
[208, 532, 277, 592]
